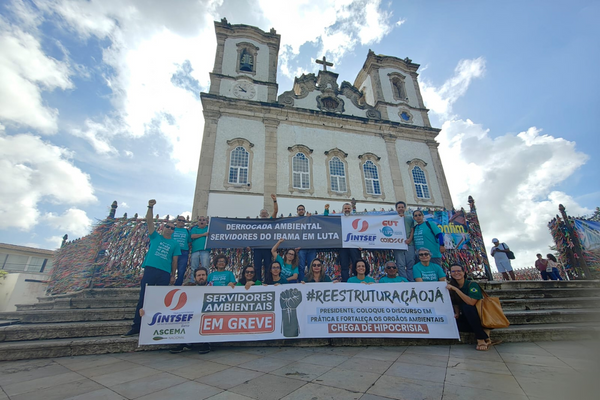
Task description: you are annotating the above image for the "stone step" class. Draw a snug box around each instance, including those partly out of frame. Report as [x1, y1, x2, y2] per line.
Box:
[505, 308, 600, 325]
[3, 322, 598, 362]
[499, 297, 600, 311]
[16, 297, 139, 311]
[481, 280, 600, 290]
[0, 335, 169, 362]
[486, 287, 600, 300]
[0, 320, 131, 342]
[0, 308, 135, 324]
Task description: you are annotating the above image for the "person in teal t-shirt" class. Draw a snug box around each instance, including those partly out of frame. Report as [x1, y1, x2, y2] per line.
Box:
[123, 199, 182, 337]
[379, 261, 409, 283]
[207, 254, 236, 287]
[271, 238, 299, 282]
[172, 215, 191, 286]
[413, 210, 445, 266]
[263, 260, 288, 285]
[414, 248, 447, 282]
[190, 217, 210, 282]
[347, 259, 376, 284]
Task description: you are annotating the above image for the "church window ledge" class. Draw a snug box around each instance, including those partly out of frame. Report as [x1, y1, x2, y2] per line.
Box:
[224, 138, 254, 191]
[407, 158, 435, 204]
[359, 153, 385, 200]
[288, 145, 314, 195]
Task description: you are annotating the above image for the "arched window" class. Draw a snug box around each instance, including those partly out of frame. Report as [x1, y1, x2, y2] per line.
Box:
[292, 153, 310, 189]
[239, 49, 253, 72]
[329, 156, 347, 193]
[228, 146, 249, 184]
[363, 160, 381, 195]
[412, 166, 430, 199]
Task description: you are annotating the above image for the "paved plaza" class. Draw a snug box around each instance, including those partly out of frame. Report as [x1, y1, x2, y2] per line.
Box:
[0, 340, 597, 400]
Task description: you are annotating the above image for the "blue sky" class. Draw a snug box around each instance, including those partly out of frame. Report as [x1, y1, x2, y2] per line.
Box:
[0, 0, 598, 270]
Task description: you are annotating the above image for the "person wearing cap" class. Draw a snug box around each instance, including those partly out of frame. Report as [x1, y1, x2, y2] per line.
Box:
[491, 238, 516, 280]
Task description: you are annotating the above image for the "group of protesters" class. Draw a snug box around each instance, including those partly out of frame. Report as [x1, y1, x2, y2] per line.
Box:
[122, 197, 499, 352]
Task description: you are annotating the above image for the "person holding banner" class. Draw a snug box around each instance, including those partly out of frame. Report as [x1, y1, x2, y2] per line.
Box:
[339, 202, 361, 282]
[379, 261, 409, 283]
[236, 265, 262, 289]
[347, 259, 376, 284]
[296, 204, 316, 282]
[190, 216, 210, 280]
[303, 259, 332, 283]
[271, 238, 299, 283]
[172, 215, 191, 286]
[393, 201, 416, 282]
[207, 254, 236, 287]
[413, 210, 445, 267]
[252, 194, 279, 281]
[123, 199, 181, 337]
[413, 248, 447, 282]
[447, 264, 499, 351]
[263, 260, 288, 285]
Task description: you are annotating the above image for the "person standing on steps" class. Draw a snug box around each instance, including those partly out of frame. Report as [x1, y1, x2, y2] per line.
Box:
[491, 238, 516, 280]
[393, 201, 415, 281]
[252, 194, 278, 282]
[172, 215, 191, 286]
[123, 199, 181, 337]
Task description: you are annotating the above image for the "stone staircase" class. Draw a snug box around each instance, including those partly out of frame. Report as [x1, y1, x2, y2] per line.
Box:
[0, 281, 599, 361]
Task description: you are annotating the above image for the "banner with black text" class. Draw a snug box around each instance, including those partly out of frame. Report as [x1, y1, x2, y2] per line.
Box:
[139, 282, 459, 345]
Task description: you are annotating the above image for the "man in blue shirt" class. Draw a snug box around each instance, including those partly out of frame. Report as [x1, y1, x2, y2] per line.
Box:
[412, 210, 445, 267]
[393, 201, 416, 281]
[123, 199, 181, 337]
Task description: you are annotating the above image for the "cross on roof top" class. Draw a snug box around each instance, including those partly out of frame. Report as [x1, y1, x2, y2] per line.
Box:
[316, 56, 333, 72]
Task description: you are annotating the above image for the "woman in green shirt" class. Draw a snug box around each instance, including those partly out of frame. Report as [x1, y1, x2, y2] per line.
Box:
[347, 259, 376, 284]
[236, 265, 262, 289]
[447, 264, 500, 351]
[303, 259, 332, 283]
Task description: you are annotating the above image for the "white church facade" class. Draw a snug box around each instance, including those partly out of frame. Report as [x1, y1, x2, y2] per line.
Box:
[192, 19, 453, 218]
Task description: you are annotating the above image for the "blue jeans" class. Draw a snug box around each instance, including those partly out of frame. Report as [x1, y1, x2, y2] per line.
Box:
[393, 245, 415, 282]
[298, 249, 316, 282]
[253, 248, 272, 282]
[190, 251, 210, 282]
[175, 250, 189, 286]
[131, 266, 171, 332]
[339, 248, 360, 282]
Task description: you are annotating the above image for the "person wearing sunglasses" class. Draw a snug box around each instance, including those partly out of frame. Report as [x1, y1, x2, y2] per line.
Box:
[172, 215, 192, 286]
[378, 261, 408, 283]
[123, 199, 182, 337]
[412, 210, 445, 267]
[413, 248, 446, 282]
[236, 265, 262, 289]
[303, 259, 332, 283]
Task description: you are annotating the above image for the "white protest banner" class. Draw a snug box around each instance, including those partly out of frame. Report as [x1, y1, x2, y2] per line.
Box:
[139, 282, 458, 345]
[340, 214, 408, 250]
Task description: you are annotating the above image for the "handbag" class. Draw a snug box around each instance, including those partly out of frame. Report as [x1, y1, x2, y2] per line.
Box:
[475, 287, 510, 329]
[502, 243, 515, 260]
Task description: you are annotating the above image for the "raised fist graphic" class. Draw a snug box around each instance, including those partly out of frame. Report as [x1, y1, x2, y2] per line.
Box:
[280, 288, 303, 337]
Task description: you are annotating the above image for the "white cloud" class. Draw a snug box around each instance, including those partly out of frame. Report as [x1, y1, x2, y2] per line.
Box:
[42, 208, 92, 238]
[70, 118, 118, 154]
[421, 57, 486, 119]
[0, 132, 97, 230]
[0, 19, 73, 133]
[422, 58, 591, 270]
[259, 0, 396, 78]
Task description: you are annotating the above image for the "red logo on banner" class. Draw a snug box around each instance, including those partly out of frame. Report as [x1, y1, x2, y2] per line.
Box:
[352, 219, 369, 232]
[164, 289, 187, 311]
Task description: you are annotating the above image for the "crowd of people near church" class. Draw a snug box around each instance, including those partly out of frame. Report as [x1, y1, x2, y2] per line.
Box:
[122, 197, 503, 352]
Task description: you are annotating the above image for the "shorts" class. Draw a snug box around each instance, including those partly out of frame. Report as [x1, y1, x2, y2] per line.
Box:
[495, 259, 513, 273]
